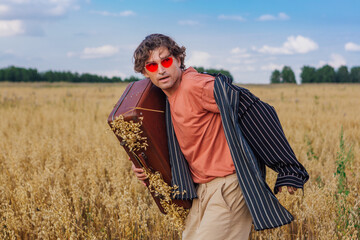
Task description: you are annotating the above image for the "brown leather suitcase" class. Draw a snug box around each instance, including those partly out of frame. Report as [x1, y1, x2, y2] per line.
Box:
[108, 78, 192, 214]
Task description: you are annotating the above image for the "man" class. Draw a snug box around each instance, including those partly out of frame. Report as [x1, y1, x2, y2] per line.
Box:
[131, 33, 309, 240]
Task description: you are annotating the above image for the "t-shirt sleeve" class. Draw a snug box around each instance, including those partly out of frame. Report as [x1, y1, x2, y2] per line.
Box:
[201, 79, 220, 113]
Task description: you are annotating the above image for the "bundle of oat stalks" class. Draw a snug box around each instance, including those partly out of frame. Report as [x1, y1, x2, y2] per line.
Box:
[110, 115, 189, 231]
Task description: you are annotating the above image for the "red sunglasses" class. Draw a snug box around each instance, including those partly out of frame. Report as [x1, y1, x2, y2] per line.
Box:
[145, 57, 173, 72]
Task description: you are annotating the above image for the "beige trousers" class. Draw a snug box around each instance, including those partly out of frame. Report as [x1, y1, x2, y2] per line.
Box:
[182, 174, 252, 240]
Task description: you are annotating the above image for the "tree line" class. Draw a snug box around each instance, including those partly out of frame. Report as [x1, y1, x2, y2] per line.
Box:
[0, 66, 235, 83]
[193, 67, 234, 79]
[0, 66, 140, 83]
[270, 65, 360, 84]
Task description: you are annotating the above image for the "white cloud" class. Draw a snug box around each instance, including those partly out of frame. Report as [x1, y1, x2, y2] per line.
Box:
[67, 51, 76, 58]
[218, 14, 246, 22]
[329, 54, 346, 68]
[186, 51, 211, 68]
[120, 10, 135, 17]
[230, 47, 252, 60]
[258, 14, 276, 21]
[0, 4, 10, 14]
[231, 65, 256, 72]
[214, 64, 225, 69]
[258, 12, 290, 21]
[226, 47, 257, 67]
[243, 59, 256, 64]
[278, 13, 290, 20]
[68, 44, 134, 59]
[227, 57, 253, 65]
[261, 63, 284, 71]
[0, 20, 25, 37]
[0, 1, 78, 37]
[283, 36, 318, 53]
[95, 70, 127, 79]
[253, 45, 292, 55]
[227, 48, 253, 64]
[254, 35, 318, 55]
[178, 20, 199, 26]
[231, 47, 247, 54]
[318, 54, 346, 69]
[90, 10, 135, 17]
[345, 42, 360, 52]
[0, 0, 79, 20]
[7, 0, 32, 3]
[79, 45, 119, 59]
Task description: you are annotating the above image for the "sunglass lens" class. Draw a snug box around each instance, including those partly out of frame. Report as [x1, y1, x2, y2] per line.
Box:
[161, 57, 173, 68]
[146, 63, 158, 72]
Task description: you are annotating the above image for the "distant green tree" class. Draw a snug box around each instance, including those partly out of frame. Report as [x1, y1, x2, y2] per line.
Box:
[111, 76, 122, 82]
[0, 66, 159, 83]
[193, 67, 234, 80]
[350, 67, 360, 83]
[194, 67, 205, 73]
[29, 68, 40, 81]
[13, 67, 22, 82]
[43, 71, 54, 82]
[124, 76, 141, 82]
[73, 72, 81, 82]
[281, 66, 296, 83]
[64, 71, 72, 82]
[19, 68, 28, 82]
[270, 69, 281, 84]
[336, 66, 350, 83]
[316, 65, 336, 83]
[301, 66, 317, 83]
[5, 66, 17, 81]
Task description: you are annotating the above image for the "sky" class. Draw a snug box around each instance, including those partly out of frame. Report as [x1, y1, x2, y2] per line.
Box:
[0, 0, 359, 84]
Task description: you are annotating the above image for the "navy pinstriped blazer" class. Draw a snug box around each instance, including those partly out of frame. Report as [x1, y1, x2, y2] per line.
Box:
[165, 73, 309, 231]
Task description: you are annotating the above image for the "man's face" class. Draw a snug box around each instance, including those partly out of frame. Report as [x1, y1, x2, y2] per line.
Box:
[143, 46, 182, 97]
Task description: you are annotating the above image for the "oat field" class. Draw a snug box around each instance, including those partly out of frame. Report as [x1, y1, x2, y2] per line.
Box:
[0, 82, 359, 239]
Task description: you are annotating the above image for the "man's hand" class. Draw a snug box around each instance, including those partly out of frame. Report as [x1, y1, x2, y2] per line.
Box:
[277, 186, 297, 195]
[130, 161, 148, 186]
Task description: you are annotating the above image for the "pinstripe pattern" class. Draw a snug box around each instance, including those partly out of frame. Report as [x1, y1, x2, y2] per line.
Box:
[166, 73, 309, 230]
[166, 100, 197, 199]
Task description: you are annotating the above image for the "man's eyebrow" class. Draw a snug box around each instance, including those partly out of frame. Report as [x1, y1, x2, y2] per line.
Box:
[145, 54, 171, 64]
[161, 54, 172, 59]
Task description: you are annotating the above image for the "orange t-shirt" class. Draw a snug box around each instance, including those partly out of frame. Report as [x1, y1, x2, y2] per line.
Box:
[168, 67, 235, 183]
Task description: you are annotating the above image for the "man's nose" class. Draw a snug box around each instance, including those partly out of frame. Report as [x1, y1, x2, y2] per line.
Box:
[158, 64, 166, 74]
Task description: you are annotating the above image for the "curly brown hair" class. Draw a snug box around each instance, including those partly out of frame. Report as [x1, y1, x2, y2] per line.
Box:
[133, 34, 186, 74]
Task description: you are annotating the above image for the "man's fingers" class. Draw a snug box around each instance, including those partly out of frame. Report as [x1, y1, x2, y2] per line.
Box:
[278, 186, 298, 194]
[287, 186, 297, 194]
[134, 170, 147, 180]
[132, 166, 144, 173]
[131, 163, 148, 181]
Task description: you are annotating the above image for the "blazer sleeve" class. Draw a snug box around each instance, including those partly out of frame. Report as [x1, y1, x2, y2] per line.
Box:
[238, 98, 309, 194]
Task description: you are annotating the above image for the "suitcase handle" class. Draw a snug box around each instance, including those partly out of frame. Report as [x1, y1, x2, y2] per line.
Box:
[131, 151, 150, 173]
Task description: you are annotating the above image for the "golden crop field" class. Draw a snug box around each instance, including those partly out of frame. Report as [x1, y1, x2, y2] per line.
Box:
[0, 82, 359, 239]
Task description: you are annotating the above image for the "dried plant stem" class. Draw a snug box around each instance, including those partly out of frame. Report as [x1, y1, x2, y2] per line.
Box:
[142, 168, 189, 232]
[111, 114, 189, 232]
[110, 115, 148, 152]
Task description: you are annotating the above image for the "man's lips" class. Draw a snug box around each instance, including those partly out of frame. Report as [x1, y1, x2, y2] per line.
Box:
[159, 76, 170, 81]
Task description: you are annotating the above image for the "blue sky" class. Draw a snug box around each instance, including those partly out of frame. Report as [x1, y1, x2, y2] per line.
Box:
[0, 0, 359, 84]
